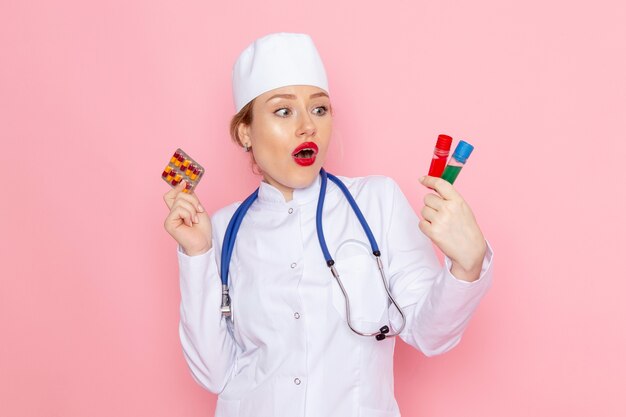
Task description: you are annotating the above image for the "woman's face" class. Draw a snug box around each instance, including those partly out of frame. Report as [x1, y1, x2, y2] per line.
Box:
[238, 84, 333, 201]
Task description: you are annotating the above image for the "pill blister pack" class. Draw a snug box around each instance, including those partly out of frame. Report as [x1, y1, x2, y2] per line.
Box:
[161, 148, 205, 193]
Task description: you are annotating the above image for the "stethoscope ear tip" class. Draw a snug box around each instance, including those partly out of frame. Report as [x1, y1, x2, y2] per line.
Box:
[375, 325, 390, 341]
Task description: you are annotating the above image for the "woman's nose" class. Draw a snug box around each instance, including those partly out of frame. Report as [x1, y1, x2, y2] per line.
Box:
[297, 113, 316, 137]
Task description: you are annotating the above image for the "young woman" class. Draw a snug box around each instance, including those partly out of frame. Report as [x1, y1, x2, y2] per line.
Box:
[163, 32, 494, 417]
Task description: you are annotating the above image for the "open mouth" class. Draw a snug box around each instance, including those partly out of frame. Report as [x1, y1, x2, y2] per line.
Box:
[292, 142, 319, 166]
[293, 148, 316, 158]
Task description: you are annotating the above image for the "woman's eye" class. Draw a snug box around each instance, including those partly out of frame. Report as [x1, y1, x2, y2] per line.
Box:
[313, 106, 328, 116]
[274, 108, 291, 117]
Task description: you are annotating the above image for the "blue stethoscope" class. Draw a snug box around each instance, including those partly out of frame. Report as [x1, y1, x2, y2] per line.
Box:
[220, 168, 406, 341]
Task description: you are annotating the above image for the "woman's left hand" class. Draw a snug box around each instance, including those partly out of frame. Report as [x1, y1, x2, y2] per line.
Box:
[418, 175, 487, 282]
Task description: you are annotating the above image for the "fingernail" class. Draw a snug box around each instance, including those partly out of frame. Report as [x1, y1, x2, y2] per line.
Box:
[419, 176, 425, 182]
[194, 215, 199, 223]
[198, 205, 204, 212]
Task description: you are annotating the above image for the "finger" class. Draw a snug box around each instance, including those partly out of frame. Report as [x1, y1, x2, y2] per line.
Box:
[172, 199, 200, 223]
[418, 175, 458, 201]
[171, 205, 194, 227]
[166, 181, 204, 213]
[163, 180, 188, 210]
[420, 205, 438, 223]
[418, 218, 433, 237]
[173, 189, 204, 214]
[423, 193, 444, 211]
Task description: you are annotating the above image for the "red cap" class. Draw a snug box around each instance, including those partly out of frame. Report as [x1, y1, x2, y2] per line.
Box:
[436, 134, 453, 150]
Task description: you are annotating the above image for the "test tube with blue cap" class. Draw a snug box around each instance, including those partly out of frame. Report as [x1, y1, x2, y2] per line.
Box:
[441, 140, 474, 184]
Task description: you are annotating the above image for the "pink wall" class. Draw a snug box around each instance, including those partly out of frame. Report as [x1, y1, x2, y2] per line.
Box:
[1, 1, 625, 416]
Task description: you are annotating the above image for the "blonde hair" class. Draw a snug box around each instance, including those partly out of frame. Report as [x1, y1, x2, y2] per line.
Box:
[229, 99, 261, 174]
[229, 99, 255, 147]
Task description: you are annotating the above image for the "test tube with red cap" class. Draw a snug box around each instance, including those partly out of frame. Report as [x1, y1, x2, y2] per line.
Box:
[428, 134, 453, 177]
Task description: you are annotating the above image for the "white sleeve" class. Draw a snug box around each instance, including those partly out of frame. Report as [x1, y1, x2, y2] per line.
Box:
[177, 231, 240, 393]
[384, 178, 494, 357]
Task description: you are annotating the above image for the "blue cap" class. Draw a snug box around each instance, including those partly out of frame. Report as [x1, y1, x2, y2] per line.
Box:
[452, 140, 474, 164]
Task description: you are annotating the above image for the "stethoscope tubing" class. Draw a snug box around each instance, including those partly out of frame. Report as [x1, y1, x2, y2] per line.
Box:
[219, 168, 407, 340]
[317, 169, 406, 339]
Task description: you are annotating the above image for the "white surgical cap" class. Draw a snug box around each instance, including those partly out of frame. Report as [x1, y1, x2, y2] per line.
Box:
[231, 32, 329, 113]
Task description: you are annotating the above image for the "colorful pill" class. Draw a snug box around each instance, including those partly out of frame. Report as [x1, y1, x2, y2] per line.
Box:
[162, 148, 204, 192]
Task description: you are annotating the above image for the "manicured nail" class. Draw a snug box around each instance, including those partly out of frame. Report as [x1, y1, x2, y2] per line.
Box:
[197, 205, 204, 212]
[419, 176, 425, 182]
[194, 215, 199, 223]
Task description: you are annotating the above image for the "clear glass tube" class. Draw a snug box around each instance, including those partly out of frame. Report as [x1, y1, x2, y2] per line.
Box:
[441, 140, 474, 184]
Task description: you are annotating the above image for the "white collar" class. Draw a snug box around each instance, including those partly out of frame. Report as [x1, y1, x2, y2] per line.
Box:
[257, 173, 324, 206]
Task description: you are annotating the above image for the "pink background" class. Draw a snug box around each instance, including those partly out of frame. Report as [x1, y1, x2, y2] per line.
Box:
[1, 1, 625, 416]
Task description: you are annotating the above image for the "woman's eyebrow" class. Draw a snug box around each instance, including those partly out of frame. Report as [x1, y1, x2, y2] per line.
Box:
[266, 94, 295, 102]
[265, 92, 329, 102]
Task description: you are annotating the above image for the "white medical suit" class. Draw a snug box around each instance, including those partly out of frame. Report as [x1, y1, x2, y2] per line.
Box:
[177, 174, 494, 417]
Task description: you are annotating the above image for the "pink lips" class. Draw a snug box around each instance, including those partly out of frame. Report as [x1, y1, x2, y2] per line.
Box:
[291, 142, 318, 167]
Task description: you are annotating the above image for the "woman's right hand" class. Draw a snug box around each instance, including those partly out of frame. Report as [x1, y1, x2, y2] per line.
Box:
[163, 180, 212, 256]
